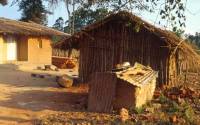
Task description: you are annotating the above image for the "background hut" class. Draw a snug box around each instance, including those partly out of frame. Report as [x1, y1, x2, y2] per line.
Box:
[0, 17, 69, 64]
[54, 11, 200, 87]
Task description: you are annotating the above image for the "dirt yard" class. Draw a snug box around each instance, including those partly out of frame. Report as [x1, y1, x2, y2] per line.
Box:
[36, 72, 200, 125]
[0, 64, 87, 125]
[0, 64, 200, 125]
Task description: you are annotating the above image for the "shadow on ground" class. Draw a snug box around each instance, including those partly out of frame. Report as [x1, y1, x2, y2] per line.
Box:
[0, 90, 88, 112]
[0, 64, 88, 124]
[0, 64, 59, 88]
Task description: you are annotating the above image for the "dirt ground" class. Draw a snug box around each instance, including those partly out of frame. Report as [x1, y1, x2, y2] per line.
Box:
[0, 64, 87, 125]
[0, 64, 200, 125]
[36, 72, 200, 125]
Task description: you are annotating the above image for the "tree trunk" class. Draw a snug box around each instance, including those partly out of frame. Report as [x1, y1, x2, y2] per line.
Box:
[65, 0, 73, 57]
[72, 0, 75, 34]
[65, 0, 71, 34]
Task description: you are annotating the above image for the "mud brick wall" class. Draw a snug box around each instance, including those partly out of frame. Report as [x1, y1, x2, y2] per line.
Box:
[28, 37, 52, 64]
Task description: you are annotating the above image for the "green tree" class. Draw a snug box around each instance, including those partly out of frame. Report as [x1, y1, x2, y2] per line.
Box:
[64, 6, 109, 33]
[52, 17, 65, 31]
[96, 0, 186, 31]
[4, 0, 188, 30]
[18, 0, 50, 25]
[174, 29, 185, 38]
[47, 0, 78, 34]
[48, 0, 187, 32]
[186, 32, 200, 48]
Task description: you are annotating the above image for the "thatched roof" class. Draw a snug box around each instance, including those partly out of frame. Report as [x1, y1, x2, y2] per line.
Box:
[0, 17, 70, 36]
[54, 11, 200, 66]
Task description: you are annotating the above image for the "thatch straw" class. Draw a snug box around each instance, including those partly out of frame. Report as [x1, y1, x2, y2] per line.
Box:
[0, 17, 70, 36]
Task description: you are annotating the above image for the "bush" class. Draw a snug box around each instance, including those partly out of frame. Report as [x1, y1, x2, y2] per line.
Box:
[167, 101, 180, 113]
[129, 105, 146, 114]
[159, 93, 168, 104]
[184, 105, 195, 123]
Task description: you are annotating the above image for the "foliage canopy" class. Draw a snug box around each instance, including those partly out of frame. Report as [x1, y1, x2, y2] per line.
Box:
[18, 0, 50, 25]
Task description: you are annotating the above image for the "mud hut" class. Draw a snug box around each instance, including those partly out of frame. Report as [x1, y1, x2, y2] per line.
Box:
[54, 11, 200, 87]
[0, 17, 69, 64]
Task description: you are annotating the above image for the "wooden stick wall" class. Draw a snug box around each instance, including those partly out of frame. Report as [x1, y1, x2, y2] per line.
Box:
[79, 21, 178, 86]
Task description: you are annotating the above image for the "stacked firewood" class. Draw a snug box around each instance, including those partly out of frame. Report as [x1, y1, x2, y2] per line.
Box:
[154, 86, 200, 101]
[65, 60, 76, 69]
[164, 86, 199, 100]
[52, 57, 76, 69]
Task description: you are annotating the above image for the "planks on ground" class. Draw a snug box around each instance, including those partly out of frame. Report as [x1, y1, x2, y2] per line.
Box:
[88, 72, 117, 113]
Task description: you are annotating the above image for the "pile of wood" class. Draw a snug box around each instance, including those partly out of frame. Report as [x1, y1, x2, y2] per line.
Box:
[52, 56, 76, 69]
[164, 86, 200, 100]
[154, 86, 200, 101]
[65, 60, 76, 69]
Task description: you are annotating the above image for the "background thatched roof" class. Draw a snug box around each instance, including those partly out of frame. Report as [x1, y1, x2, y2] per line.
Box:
[0, 17, 70, 36]
[54, 11, 200, 67]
